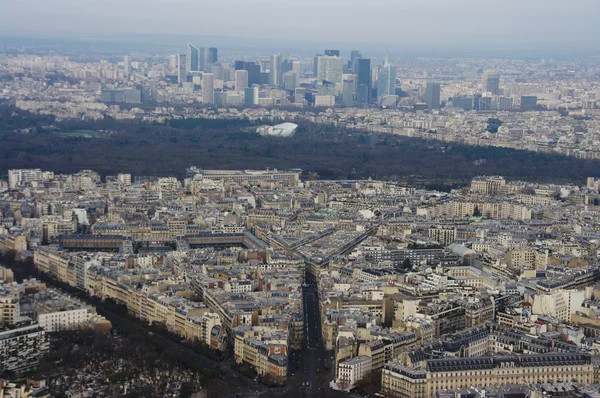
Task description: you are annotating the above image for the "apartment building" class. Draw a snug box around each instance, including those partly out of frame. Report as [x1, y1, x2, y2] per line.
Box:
[57, 234, 131, 252]
[22, 290, 94, 332]
[420, 201, 531, 221]
[187, 168, 300, 185]
[470, 176, 506, 195]
[362, 246, 444, 267]
[445, 266, 498, 290]
[117, 173, 132, 186]
[32, 250, 227, 348]
[192, 312, 222, 345]
[532, 289, 585, 323]
[428, 227, 457, 246]
[336, 356, 372, 390]
[0, 267, 14, 283]
[0, 283, 20, 325]
[8, 169, 52, 189]
[464, 297, 495, 328]
[0, 234, 27, 255]
[357, 332, 421, 374]
[382, 353, 594, 398]
[587, 177, 600, 192]
[416, 303, 466, 339]
[167, 219, 187, 238]
[34, 247, 71, 285]
[93, 222, 170, 241]
[246, 210, 290, 227]
[0, 324, 49, 373]
[505, 248, 548, 270]
[233, 326, 288, 384]
[42, 215, 77, 242]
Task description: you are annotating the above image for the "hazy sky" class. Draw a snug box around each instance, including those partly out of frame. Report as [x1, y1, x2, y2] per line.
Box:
[3, 0, 600, 46]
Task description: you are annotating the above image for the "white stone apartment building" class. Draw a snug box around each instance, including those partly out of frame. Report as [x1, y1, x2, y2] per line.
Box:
[336, 355, 372, 391]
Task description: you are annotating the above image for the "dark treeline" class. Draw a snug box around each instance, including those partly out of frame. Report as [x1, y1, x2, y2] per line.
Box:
[1, 107, 599, 187]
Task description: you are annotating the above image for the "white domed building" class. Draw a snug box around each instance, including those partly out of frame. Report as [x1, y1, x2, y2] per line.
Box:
[256, 122, 298, 137]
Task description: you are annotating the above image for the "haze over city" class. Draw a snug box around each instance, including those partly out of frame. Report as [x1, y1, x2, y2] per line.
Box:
[3, 0, 600, 51]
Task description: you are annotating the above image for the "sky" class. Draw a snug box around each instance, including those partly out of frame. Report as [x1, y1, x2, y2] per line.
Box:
[2, 0, 600, 48]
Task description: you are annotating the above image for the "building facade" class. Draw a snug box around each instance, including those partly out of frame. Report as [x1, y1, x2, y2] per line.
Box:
[382, 353, 594, 398]
[0, 324, 49, 373]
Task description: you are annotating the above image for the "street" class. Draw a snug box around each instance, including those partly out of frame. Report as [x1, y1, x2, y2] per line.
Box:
[302, 283, 320, 396]
[297, 281, 350, 398]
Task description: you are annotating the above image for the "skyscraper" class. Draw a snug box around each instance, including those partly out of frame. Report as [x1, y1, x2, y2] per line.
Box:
[294, 88, 306, 104]
[478, 96, 492, 111]
[279, 59, 293, 86]
[246, 63, 261, 86]
[520, 95, 537, 110]
[202, 73, 214, 104]
[244, 87, 258, 106]
[234, 60, 245, 70]
[313, 54, 321, 77]
[291, 60, 301, 76]
[235, 69, 249, 92]
[424, 82, 441, 109]
[169, 55, 177, 70]
[452, 96, 474, 111]
[208, 48, 218, 65]
[324, 49, 340, 57]
[177, 54, 187, 84]
[198, 47, 206, 71]
[234, 61, 260, 86]
[349, 50, 362, 72]
[318, 79, 336, 96]
[498, 96, 514, 111]
[355, 58, 371, 103]
[482, 70, 500, 95]
[317, 56, 343, 83]
[473, 93, 482, 111]
[283, 71, 298, 91]
[198, 47, 218, 71]
[377, 56, 396, 99]
[187, 43, 199, 71]
[270, 54, 281, 86]
[210, 63, 225, 80]
[214, 91, 227, 107]
[123, 55, 130, 77]
[342, 78, 356, 107]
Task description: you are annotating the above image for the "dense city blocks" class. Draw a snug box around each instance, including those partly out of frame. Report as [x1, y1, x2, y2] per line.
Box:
[1, 168, 600, 396]
[3, 9, 600, 396]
